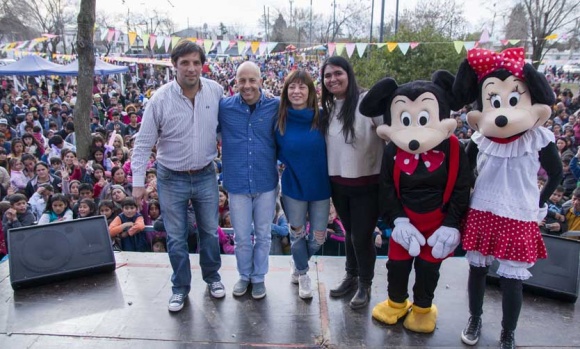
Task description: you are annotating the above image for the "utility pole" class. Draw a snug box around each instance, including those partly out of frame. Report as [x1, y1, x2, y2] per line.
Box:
[370, 0, 374, 42]
[379, 0, 385, 42]
[310, 0, 313, 46]
[332, 0, 336, 41]
[395, 0, 400, 35]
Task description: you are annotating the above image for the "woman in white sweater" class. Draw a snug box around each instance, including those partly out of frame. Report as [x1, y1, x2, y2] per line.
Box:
[319, 56, 385, 309]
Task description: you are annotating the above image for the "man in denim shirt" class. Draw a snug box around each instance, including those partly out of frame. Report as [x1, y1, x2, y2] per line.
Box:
[219, 61, 279, 299]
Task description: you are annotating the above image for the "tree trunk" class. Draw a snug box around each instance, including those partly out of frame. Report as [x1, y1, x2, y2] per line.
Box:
[74, 0, 96, 161]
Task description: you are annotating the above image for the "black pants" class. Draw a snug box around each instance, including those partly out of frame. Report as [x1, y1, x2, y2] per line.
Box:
[331, 182, 379, 286]
[387, 258, 442, 308]
[467, 265, 523, 331]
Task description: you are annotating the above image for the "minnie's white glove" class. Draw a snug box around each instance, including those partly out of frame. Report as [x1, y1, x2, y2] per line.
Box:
[392, 218, 426, 257]
[427, 226, 460, 259]
[538, 203, 548, 222]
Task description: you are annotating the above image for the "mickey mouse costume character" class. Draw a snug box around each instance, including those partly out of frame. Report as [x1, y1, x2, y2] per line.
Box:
[453, 47, 562, 349]
[359, 71, 471, 333]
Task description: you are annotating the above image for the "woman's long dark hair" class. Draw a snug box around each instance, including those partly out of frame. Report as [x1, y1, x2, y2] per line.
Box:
[277, 69, 320, 135]
[320, 56, 361, 143]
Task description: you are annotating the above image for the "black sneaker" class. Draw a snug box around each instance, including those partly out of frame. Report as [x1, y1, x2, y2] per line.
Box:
[499, 329, 515, 349]
[208, 281, 225, 299]
[461, 316, 482, 345]
[168, 293, 187, 312]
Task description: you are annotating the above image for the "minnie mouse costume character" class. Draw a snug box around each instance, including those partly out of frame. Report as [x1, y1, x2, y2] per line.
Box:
[453, 47, 562, 349]
[359, 71, 471, 333]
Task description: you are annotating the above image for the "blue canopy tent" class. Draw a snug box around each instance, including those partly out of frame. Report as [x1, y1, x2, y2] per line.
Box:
[0, 55, 65, 75]
[56, 59, 129, 76]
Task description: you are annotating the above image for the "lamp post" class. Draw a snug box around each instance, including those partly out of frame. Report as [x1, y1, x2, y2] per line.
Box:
[379, 0, 385, 42]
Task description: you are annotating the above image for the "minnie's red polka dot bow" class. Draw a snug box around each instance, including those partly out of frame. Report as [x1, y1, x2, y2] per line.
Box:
[467, 47, 525, 82]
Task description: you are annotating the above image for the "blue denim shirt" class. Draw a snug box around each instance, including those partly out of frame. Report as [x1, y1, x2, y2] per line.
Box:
[218, 92, 279, 195]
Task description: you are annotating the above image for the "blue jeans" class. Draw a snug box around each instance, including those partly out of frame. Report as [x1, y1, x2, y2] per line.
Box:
[157, 163, 221, 295]
[229, 189, 276, 283]
[282, 195, 330, 274]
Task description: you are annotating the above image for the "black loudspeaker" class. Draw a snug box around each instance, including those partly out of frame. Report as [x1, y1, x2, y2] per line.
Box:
[8, 216, 116, 290]
[487, 234, 580, 303]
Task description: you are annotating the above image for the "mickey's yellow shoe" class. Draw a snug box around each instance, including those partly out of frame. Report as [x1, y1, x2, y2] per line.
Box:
[371, 298, 412, 325]
[403, 304, 438, 333]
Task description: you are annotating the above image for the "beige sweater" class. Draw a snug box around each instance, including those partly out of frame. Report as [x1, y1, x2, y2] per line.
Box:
[325, 93, 385, 179]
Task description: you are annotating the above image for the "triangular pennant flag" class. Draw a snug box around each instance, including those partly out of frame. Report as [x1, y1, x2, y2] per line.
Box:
[267, 42, 278, 54]
[479, 29, 490, 43]
[141, 34, 150, 47]
[203, 39, 213, 53]
[463, 41, 476, 50]
[128, 32, 137, 46]
[328, 43, 336, 56]
[545, 33, 558, 40]
[17, 41, 29, 49]
[258, 42, 267, 55]
[106, 28, 115, 42]
[376, 43, 386, 49]
[453, 41, 464, 54]
[196, 39, 204, 47]
[398, 42, 410, 55]
[220, 40, 229, 53]
[114, 30, 121, 42]
[355, 43, 367, 57]
[171, 36, 180, 49]
[228, 40, 236, 49]
[100, 29, 108, 41]
[410, 42, 419, 49]
[387, 42, 398, 52]
[250, 41, 260, 54]
[335, 43, 346, 56]
[237, 41, 246, 54]
[509, 39, 520, 45]
[345, 43, 356, 58]
[164, 36, 171, 52]
[500, 39, 509, 46]
[149, 34, 157, 49]
[156, 35, 165, 50]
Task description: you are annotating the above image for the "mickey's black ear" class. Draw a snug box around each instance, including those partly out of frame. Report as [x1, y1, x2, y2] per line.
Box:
[452, 59, 479, 107]
[523, 64, 556, 106]
[432, 70, 463, 111]
[359, 77, 399, 119]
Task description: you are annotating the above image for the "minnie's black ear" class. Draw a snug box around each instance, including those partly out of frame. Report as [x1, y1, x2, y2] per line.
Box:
[432, 70, 463, 111]
[523, 63, 556, 106]
[359, 77, 399, 121]
[452, 59, 479, 107]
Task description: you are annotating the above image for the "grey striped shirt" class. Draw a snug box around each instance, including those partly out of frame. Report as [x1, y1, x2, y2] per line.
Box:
[131, 78, 223, 187]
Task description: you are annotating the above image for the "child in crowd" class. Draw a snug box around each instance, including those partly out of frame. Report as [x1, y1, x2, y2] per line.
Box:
[108, 197, 147, 251]
[98, 199, 118, 225]
[0, 201, 10, 258]
[77, 198, 97, 218]
[28, 183, 54, 220]
[2, 193, 36, 230]
[144, 199, 166, 250]
[540, 185, 567, 235]
[37, 193, 73, 225]
[270, 202, 289, 255]
[322, 201, 346, 256]
[49, 157, 62, 176]
[561, 156, 577, 199]
[9, 158, 27, 191]
[565, 188, 580, 240]
[151, 235, 167, 253]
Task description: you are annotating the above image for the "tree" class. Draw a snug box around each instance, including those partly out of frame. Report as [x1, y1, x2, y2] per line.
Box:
[271, 13, 287, 42]
[399, 0, 468, 39]
[219, 22, 228, 36]
[95, 10, 122, 56]
[0, 0, 39, 42]
[504, 3, 529, 42]
[523, 0, 580, 68]
[22, 0, 78, 55]
[74, 0, 95, 161]
[351, 26, 464, 89]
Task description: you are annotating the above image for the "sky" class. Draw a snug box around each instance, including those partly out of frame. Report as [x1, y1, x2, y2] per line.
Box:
[96, 0, 497, 38]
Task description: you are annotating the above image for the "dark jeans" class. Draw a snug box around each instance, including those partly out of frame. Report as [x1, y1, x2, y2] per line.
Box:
[331, 182, 379, 285]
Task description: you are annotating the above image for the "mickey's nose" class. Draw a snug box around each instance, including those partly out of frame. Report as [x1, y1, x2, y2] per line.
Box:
[409, 140, 420, 151]
[495, 115, 508, 127]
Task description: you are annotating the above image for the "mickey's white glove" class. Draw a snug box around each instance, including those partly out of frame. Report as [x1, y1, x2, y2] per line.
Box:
[427, 226, 460, 259]
[392, 218, 426, 257]
[538, 203, 548, 222]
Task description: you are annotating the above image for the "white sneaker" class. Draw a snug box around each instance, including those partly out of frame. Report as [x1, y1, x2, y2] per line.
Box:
[290, 259, 299, 285]
[298, 274, 313, 299]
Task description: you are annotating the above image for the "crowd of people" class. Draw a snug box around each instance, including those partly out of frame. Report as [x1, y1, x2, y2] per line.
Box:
[0, 42, 579, 324]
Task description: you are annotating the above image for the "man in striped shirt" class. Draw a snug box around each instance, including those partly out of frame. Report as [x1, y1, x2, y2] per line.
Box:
[132, 41, 225, 312]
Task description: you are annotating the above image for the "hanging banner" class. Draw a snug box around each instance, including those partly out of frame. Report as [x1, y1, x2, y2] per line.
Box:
[387, 42, 398, 52]
[250, 41, 260, 54]
[267, 42, 278, 54]
[106, 28, 115, 42]
[237, 41, 246, 55]
[141, 34, 150, 48]
[114, 30, 121, 42]
[376, 43, 386, 49]
[164, 36, 171, 52]
[328, 43, 336, 56]
[509, 39, 520, 45]
[220, 40, 229, 53]
[258, 42, 268, 55]
[410, 42, 420, 49]
[156, 35, 165, 51]
[463, 41, 476, 50]
[398, 42, 410, 55]
[149, 34, 157, 50]
[453, 41, 464, 54]
[479, 29, 490, 43]
[171, 36, 181, 49]
[545, 34, 558, 40]
[128, 32, 137, 46]
[345, 43, 355, 58]
[335, 43, 345, 56]
[203, 39, 213, 53]
[100, 29, 108, 41]
[355, 43, 367, 57]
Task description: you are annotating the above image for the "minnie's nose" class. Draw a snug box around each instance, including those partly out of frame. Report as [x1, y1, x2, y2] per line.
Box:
[495, 115, 508, 127]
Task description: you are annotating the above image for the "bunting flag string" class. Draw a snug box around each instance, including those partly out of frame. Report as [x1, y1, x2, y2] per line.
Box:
[128, 32, 137, 46]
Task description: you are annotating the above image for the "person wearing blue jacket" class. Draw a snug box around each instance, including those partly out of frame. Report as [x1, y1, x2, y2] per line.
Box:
[275, 70, 331, 300]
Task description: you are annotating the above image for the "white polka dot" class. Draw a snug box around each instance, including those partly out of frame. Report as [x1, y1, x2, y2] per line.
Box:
[424, 161, 431, 167]
[415, 154, 419, 159]
[404, 159, 410, 165]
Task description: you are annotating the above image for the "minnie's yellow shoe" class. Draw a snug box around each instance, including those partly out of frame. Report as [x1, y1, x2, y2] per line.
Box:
[403, 304, 438, 333]
[371, 298, 412, 325]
